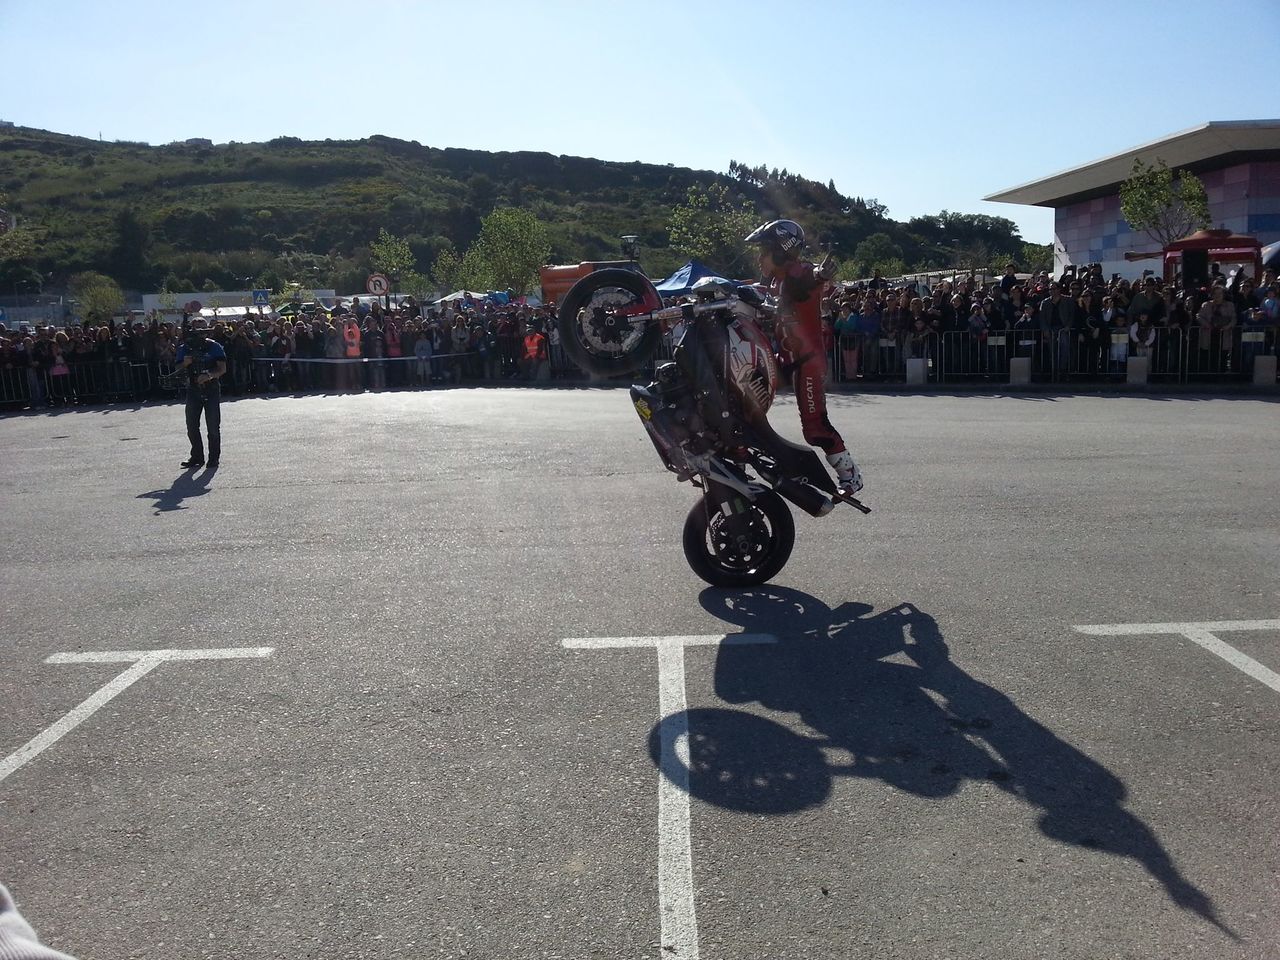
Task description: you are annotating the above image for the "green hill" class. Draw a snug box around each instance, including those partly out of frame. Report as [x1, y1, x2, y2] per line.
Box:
[0, 125, 1038, 295]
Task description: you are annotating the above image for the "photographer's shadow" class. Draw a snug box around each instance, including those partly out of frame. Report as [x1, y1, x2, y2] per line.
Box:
[648, 588, 1232, 936]
[136, 468, 215, 514]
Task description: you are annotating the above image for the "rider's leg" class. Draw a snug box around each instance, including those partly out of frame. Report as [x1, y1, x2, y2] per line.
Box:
[794, 355, 863, 493]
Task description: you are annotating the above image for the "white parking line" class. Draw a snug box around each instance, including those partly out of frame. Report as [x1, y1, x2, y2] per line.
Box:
[563, 634, 776, 960]
[0, 647, 275, 786]
[1074, 620, 1280, 694]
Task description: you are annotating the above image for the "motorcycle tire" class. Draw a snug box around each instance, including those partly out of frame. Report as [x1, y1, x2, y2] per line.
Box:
[682, 490, 795, 588]
[557, 268, 664, 377]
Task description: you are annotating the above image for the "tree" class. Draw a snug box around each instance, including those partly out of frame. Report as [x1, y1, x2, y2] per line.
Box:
[457, 243, 493, 292]
[907, 210, 1021, 250]
[0, 191, 43, 289]
[399, 268, 434, 300]
[107, 207, 151, 288]
[277, 280, 311, 303]
[1019, 241, 1053, 274]
[469, 206, 550, 295]
[431, 247, 462, 292]
[69, 271, 125, 323]
[369, 228, 417, 280]
[1119, 158, 1210, 247]
[847, 232, 904, 278]
[954, 239, 997, 271]
[667, 183, 758, 275]
[466, 173, 497, 210]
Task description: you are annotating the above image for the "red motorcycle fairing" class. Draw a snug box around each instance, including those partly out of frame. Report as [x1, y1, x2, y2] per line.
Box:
[724, 315, 778, 418]
[612, 273, 665, 317]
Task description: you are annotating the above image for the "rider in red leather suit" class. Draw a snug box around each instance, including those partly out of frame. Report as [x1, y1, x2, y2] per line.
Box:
[746, 219, 863, 494]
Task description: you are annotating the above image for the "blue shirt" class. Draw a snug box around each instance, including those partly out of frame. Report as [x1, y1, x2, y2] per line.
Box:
[175, 337, 227, 368]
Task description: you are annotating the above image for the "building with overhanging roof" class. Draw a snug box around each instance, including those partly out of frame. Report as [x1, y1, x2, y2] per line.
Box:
[986, 120, 1280, 278]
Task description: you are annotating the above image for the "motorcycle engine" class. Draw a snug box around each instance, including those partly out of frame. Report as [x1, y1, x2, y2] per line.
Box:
[654, 361, 707, 446]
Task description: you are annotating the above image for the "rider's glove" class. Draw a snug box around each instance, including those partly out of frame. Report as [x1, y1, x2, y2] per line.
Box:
[815, 254, 837, 282]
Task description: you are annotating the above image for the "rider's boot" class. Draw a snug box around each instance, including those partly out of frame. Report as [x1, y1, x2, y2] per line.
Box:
[827, 449, 864, 495]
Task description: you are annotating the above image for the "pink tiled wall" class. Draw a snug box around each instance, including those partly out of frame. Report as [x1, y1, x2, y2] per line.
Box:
[1052, 160, 1280, 277]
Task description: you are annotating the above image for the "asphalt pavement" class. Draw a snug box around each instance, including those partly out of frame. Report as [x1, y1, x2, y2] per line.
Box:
[1, 386, 1278, 960]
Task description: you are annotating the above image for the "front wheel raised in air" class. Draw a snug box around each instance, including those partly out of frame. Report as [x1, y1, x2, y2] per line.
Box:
[556, 268, 663, 377]
[682, 490, 795, 588]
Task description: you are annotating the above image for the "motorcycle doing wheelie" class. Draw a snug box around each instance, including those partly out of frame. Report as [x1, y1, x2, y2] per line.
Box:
[556, 267, 869, 587]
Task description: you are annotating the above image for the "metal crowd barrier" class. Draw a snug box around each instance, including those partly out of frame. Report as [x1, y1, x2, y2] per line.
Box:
[0, 360, 155, 408]
[0, 367, 31, 407]
[828, 325, 1279, 385]
[2, 326, 1277, 411]
[939, 330, 1012, 379]
[834, 332, 933, 382]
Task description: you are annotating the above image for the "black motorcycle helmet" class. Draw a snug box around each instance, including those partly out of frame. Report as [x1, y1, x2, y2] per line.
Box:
[745, 219, 805, 261]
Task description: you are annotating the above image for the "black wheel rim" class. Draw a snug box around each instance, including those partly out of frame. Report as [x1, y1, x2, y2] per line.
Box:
[573, 286, 649, 362]
[706, 507, 776, 573]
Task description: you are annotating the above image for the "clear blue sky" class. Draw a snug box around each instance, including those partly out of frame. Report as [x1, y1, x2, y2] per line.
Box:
[4, 0, 1279, 244]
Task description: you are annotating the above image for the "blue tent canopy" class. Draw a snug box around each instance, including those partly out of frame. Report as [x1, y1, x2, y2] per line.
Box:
[654, 260, 728, 297]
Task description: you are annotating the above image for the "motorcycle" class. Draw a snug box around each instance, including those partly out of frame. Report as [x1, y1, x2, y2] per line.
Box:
[556, 267, 869, 588]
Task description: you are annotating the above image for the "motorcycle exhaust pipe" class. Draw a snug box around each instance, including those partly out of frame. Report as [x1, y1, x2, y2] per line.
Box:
[775, 478, 834, 518]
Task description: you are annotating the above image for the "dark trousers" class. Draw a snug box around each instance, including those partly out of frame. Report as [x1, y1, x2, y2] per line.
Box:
[185, 385, 221, 462]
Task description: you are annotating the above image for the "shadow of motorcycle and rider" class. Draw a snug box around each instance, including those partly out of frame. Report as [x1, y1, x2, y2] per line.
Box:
[647, 589, 1233, 936]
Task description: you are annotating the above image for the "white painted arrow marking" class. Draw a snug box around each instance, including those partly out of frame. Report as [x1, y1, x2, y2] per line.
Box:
[1074, 620, 1280, 694]
[0, 647, 275, 786]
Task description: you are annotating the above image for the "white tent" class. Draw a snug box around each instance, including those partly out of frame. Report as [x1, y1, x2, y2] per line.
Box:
[197, 306, 275, 322]
[432, 290, 486, 305]
[432, 290, 544, 308]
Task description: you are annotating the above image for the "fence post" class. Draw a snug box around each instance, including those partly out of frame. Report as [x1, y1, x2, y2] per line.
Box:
[1126, 356, 1149, 385]
[1009, 357, 1032, 384]
[1254, 354, 1278, 386]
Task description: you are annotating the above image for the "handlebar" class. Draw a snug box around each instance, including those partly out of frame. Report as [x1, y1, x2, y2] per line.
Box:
[640, 298, 774, 325]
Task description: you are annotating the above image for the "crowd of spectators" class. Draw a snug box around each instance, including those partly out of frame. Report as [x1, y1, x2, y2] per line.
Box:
[0, 295, 572, 408]
[3, 262, 1278, 409]
[824, 262, 1280, 380]
[188, 296, 568, 396]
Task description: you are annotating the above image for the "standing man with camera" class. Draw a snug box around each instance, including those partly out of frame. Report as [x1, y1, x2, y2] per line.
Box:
[175, 302, 227, 470]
